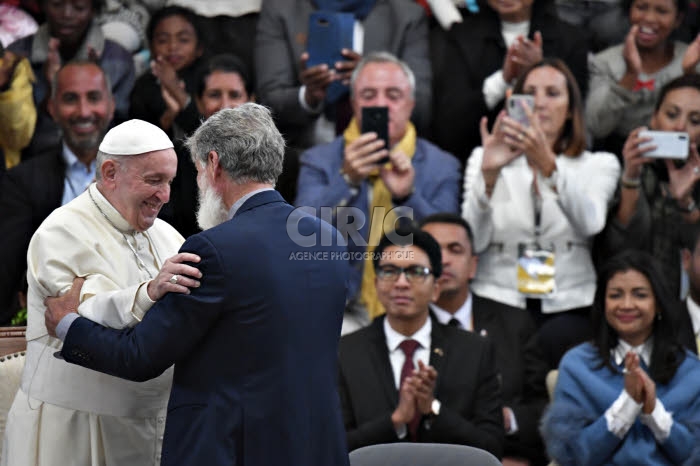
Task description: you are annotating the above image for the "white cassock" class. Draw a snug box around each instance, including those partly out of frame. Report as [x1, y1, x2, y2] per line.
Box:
[1, 183, 184, 466]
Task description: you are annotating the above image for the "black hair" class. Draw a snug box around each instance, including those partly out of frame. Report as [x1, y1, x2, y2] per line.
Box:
[194, 53, 252, 98]
[146, 6, 202, 44]
[592, 250, 685, 384]
[418, 213, 475, 254]
[623, 0, 688, 17]
[654, 73, 700, 112]
[373, 223, 442, 278]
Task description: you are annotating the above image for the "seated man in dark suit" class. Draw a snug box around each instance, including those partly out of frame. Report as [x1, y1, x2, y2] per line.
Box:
[338, 224, 504, 458]
[0, 60, 114, 324]
[420, 213, 549, 466]
[680, 223, 700, 354]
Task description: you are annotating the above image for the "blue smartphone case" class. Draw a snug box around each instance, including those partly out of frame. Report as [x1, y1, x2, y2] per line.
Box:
[307, 11, 354, 103]
[307, 11, 354, 68]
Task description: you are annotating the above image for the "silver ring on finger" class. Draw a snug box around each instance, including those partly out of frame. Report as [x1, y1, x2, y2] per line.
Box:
[694, 166, 700, 175]
[518, 132, 525, 142]
[169, 274, 179, 284]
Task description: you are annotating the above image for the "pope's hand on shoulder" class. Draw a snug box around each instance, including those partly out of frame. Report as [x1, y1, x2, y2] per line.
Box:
[147, 252, 202, 301]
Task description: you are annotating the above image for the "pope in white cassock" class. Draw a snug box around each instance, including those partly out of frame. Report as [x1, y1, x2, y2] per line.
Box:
[1, 120, 202, 466]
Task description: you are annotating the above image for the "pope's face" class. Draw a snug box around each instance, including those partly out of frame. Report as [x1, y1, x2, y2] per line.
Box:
[109, 149, 178, 231]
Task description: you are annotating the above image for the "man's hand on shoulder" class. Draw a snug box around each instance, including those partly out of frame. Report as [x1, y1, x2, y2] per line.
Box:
[45, 277, 85, 337]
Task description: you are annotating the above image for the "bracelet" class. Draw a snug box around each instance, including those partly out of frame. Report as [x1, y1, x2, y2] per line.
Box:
[621, 175, 641, 189]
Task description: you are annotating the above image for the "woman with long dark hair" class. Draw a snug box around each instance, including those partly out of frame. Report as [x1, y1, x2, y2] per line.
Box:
[542, 249, 700, 465]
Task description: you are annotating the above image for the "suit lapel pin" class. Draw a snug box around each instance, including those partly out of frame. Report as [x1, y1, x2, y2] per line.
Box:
[479, 329, 488, 337]
[433, 347, 444, 357]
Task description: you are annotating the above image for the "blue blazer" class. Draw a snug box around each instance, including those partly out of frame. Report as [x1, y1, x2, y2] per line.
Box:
[295, 136, 461, 300]
[62, 190, 350, 466]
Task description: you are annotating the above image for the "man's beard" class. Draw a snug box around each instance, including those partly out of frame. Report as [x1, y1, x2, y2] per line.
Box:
[196, 179, 229, 230]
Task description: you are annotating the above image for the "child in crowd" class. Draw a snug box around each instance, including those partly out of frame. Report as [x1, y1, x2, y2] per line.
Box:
[129, 5, 203, 138]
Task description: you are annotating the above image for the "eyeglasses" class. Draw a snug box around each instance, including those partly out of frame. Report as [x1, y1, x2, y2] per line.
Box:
[376, 265, 433, 283]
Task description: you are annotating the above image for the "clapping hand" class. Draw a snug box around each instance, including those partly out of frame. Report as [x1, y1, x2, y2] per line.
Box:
[666, 143, 700, 205]
[622, 25, 642, 84]
[502, 32, 543, 82]
[623, 351, 657, 414]
[682, 34, 700, 75]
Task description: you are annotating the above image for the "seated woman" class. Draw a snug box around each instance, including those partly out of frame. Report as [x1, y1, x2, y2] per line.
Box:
[601, 73, 700, 297]
[158, 53, 252, 238]
[462, 58, 620, 368]
[542, 249, 700, 466]
[586, 0, 700, 154]
[129, 5, 204, 138]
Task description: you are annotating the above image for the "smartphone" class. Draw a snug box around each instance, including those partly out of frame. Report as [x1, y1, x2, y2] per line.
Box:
[507, 94, 535, 126]
[639, 130, 689, 159]
[361, 106, 390, 165]
[307, 11, 354, 68]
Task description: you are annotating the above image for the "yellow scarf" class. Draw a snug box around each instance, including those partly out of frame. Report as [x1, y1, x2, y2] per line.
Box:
[343, 117, 416, 320]
[0, 58, 36, 169]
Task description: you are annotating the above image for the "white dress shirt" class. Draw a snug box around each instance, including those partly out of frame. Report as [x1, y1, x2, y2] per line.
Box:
[430, 294, 473, 331]
[384, 317, 432, 389]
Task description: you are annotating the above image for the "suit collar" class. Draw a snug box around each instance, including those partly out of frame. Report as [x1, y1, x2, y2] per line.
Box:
[233, 189, 286, 218]
[428, 315, 448, 394]
[471, 294, 498, 336]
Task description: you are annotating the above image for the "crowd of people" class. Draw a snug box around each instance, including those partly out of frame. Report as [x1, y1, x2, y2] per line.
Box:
[2, 0, 700, 465]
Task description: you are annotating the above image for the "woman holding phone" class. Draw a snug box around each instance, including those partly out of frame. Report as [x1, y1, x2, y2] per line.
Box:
[462, 58, 620, 368]
[601, 73, 700, 297]
[542, 249, 700, 466]
[586, 0, 700, 154]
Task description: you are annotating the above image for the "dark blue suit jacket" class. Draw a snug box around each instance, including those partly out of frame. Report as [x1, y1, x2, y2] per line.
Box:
[61, 190, 350, 466]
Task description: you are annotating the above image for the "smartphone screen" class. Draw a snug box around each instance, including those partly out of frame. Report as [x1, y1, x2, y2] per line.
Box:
[507, 94, 535, 127]
[638, 130, 689, 159]
[361, 106, 389, 165]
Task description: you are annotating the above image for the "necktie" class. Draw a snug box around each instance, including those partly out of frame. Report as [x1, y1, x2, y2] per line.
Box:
[398, 339, 421, 440]
[447, 318, 460, 328]
[695, 334, 700, 356]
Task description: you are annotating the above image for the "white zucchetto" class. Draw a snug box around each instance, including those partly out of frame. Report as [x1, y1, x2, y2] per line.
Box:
[99, 119, 174, 155]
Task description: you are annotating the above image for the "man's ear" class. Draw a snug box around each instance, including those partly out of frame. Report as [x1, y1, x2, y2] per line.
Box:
[101, 159, 119, 185]
[431, 279, 441, 303]
[207, 150, 223, 180]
